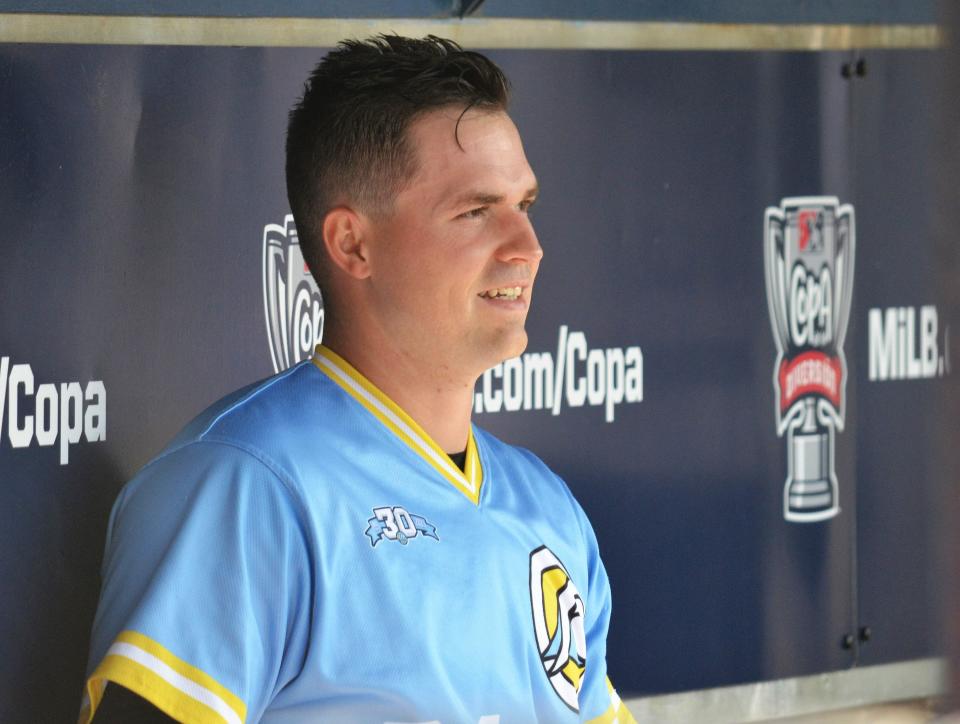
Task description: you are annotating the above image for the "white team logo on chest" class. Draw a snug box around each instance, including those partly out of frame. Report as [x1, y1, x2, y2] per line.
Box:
[529, 546, 586, 711]
[365, 506, 439, 547]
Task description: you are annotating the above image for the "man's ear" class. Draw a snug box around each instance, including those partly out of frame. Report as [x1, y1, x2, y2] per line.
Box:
[322, 207, 372, 280]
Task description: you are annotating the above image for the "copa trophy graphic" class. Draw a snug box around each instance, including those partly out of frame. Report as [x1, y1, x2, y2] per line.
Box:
[764, 197, 855, 523]
[263, 214, 324, 373]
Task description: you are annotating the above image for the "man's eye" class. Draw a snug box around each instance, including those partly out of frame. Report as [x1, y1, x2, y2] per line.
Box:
[459, 206, 488, 219]
[518, 199, 536, 213]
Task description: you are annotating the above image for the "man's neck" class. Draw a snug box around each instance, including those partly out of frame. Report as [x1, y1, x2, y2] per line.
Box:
[321, 329, 475, 454]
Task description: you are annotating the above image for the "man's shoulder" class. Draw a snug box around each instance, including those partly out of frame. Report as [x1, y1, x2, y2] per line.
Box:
[149, 360, 346, 476]
[473, 426, 584, 511]
[173, 361, 328, 444]
[473, 425, 553, 475]
[116, 361, 339, 519]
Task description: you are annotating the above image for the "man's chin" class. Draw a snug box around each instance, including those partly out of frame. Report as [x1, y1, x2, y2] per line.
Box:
[488, 328, 529, 366]
[463, 326, 531, 377]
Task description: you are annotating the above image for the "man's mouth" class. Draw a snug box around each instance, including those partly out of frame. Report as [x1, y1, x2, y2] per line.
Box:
[478, 286, 523, 300]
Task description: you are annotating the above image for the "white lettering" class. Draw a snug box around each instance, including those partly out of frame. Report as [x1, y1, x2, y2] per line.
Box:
[604, 348, 625, 423]
[869, 308, 897, 380]
[906, 307, 921, 379]
[586, 348, 606, 407]
[551, 326, 568, 416]
[899, 307, 908, 379]
[0, 358, 107, 464]
[9, 363, 34, 448]
[869, 305, 943, 382]
[85, 381, 107, 443]
[502, 358, 523, 412]
[312, 299, 324, 353]
[821, 269, 833, 343]
[522, 352, 553, 410]
[0, 357, 8, 438]
[473, 329, 644, 422]
[790, 265, 807, 347]
[374, 507, 399, 540]
[34, 383, 58, 447]
[393, 507, 417, 538]
[625, 347, 643, 402]
[292, 286, 323, 364]
[60, 382, 83, 464]
[565, 331, 587, 407]
[921, 305, 938, 377]
[789, 264, 833, 348]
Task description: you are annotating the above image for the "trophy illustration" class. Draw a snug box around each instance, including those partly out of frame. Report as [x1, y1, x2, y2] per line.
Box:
[764, 197, 855, 522]
[263, 214, 325, 373]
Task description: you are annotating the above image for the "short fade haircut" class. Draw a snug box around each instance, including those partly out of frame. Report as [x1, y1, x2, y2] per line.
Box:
[286, 34, 511, 284]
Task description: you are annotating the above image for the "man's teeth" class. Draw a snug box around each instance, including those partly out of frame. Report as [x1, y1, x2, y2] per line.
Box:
[481, 287, 522, 300]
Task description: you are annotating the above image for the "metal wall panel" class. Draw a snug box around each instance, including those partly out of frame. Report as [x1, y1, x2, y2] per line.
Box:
[0, 0, 939, 23]
[848, 49, 955, 668]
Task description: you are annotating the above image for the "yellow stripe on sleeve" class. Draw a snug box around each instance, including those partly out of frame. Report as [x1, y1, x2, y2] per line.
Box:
[82, 630, 247, 724]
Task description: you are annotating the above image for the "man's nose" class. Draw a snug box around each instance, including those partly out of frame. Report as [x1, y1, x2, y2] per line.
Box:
[497, 214, 544, 265]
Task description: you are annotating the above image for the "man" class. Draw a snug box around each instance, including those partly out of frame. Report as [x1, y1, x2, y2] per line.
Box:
[83, 35, 635, 723]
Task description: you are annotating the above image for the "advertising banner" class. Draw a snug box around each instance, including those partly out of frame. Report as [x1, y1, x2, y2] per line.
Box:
[0, 43, 953, 721]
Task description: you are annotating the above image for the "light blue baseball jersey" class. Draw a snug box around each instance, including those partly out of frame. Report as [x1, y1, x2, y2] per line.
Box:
[83, 345, 634, 724]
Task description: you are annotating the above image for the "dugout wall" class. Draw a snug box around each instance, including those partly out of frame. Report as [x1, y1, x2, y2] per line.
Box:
[0, 2, 956, 721]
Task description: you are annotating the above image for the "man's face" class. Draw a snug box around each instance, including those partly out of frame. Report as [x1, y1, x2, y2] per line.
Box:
[362, 107, 542, 380]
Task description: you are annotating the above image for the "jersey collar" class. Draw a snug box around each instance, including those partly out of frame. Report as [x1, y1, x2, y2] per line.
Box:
[312, 345, 484, 505]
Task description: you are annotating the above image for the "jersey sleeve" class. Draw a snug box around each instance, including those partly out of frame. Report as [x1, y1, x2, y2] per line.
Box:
[574, 506, 637, 724]
[80, 441, 313, 724]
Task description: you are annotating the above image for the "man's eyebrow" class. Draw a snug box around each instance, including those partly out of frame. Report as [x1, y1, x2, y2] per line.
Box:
[447, 185, 540, 209]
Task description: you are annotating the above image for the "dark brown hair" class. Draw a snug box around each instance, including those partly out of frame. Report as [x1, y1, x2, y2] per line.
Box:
[285, 34, 510, 283]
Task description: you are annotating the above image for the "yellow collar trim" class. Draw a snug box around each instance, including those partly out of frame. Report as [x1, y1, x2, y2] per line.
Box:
[312, 345, 483, 505]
